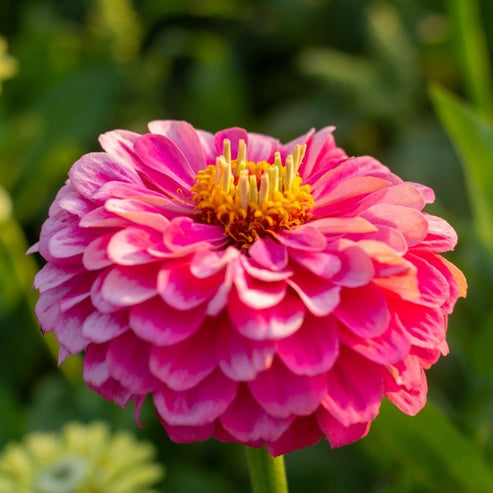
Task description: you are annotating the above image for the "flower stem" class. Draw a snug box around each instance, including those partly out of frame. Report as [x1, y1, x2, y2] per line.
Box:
[245, 446, 289, 493]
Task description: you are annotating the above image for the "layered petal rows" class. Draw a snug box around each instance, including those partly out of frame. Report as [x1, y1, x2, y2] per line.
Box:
[31, 121, 466, 455]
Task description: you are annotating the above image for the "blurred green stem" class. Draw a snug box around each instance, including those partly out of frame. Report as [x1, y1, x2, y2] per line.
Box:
[246, 447, 289, 493]
[448, 0, 493, 115]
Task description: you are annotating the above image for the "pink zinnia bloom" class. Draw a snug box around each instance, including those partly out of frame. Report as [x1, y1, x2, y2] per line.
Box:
[30, 121, 466, 455]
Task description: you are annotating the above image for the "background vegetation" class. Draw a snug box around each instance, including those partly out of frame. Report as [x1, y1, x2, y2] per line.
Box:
[1, 0, 492, 491]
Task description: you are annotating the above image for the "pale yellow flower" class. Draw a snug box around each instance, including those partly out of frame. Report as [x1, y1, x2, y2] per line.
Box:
[0, 422, 164, 493]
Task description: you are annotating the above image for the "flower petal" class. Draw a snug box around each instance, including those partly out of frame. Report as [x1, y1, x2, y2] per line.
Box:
[134, 133, 196, 189]
[317, 408, 370, 448]
[216, 319, 276, 380]
[277, 314, 339, 376]
[248, 237, 288, 271]
[148, 120, 207, 173]
[287, 271, 340, 317]
[220, 385, 293, 443]
[84, 343, 134, 407]
[158, 262, 223, 310]
[130, 296, 205, 345]
[69, 152, 143, 199]
[107, 227, 161, 265]
[322, 348, 384, 426]
[150, 325, 217, 391]
[335, 283, 390, 338]
[82, 311, 129, 344]
[229, 291, 305, 340]
[267, 415, 322, 456]
[101, 265, 158, 307]
[153, 370, 237, 426]
[107, 332, 160, 394]
[248, 359, 327, 418]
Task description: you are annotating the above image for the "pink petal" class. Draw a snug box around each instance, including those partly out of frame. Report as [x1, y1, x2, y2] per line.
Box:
[415, 214, 458, 252]
[228, 291, 305, 340]
[90, 270, 122, 314]
[48, 222, 94, 259]
[300, 126, 339, 178]
[361, 204, 428, 246]
[394, 299, 446, 348]
[153, 370, 237, 426]
[267, 415, 322, 456]
[309, 216, 378, 235]
[248, 359, 327, 418]
[287, 270, 340, 317]
[339, 313, 411, 365]
[277, 314, 339, 376]
[107, 331, 160, 394]
[407, 253, 450, 307]
[239, 255, 292, 282]
[355, 182, 425, 212]
[55, 185, 93, 217]
[196, 129, 216, 162]
[105, 198, 169, 232]
[357, 239, 411, 277]
[149, 325, 217, 391]
[129, 296, 205, 345]
[335, 283, 390, 338]
[83, 343, 133, 407]
[69, 152, 143, 199]
[148, 120, 207, 173]
[220, 385, 293, 443]
[82, 233, 114, 270]
[289, 249, 341, 279]
[244, 132, 279, 162]
[163, 217, 227, 252]
[33, 264, 81, 293]
[35, 286, 70, 332]
[82, 310, 129, 343]
[134, 133, 196, 189]
[101, 265, 158, 307]
[159, 421, 215, 443]
[58, 275, 92, 312]
[248, 237, 288, 271]
[322, 348, 384, 426]
[317, 408, 370, 448]
[53, 300, 92, 354]
[215, 127, 249, 158]
[384, 364, 427, 416]
[98, 129, 141, 166]
[275, 225, 327, 251]
[331, 240, 375, 287]
[216, 319, 276, 380]
[158, 262, 223, 310]
[107, 227, 161, 265]
[190, 247, 239, 278]
[314, 176, 391, 212]
[233, 261, 287, 309]
[350, 224, 408, 255]
[79, 206, 130, 229]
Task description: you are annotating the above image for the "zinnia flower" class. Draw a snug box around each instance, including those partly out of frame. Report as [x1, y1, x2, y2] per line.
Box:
[30, 121, 466, 455]
[0, 422, 164, 492]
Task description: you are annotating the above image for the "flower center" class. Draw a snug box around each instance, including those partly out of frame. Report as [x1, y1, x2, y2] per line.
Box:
[191, 139, 314, 248]
[34, 456, 88, 493]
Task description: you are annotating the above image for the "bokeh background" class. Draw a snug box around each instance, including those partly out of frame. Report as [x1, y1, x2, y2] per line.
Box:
[1, 0, 493, 491]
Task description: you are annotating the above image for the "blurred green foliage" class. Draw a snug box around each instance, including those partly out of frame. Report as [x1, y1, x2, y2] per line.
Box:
[0, 0, 492, 491]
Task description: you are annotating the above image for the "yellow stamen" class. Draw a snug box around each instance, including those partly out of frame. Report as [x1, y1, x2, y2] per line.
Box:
[191, 141, 312, 248]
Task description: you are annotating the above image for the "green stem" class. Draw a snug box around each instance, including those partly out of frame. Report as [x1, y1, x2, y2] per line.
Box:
[245, 446, 289, 493]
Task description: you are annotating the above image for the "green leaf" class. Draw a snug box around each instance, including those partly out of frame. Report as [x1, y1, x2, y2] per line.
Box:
[430, 85, 493, 252]
[370, 401, 493, 493]
[448, 0, 493, 114]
